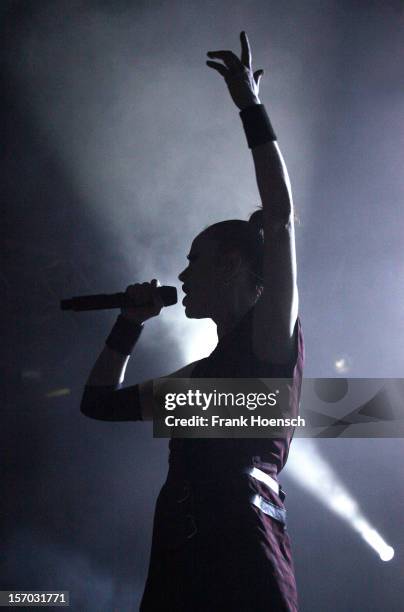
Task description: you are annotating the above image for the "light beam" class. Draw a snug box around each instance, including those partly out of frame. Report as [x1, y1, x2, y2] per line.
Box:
[286, 440, 395, 562]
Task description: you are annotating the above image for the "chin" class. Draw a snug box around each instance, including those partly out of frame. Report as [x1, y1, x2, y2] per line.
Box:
[184, 307, 203, 319]
[183, 302, 209, 320]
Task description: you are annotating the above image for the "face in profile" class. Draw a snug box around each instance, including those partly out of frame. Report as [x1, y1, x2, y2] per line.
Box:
[178, 231, 222, 319]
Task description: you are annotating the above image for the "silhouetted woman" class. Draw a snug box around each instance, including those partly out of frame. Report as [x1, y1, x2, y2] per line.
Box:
[81, 32, 303, 612]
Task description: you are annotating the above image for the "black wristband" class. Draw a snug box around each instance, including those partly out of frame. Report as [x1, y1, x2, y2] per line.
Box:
[240, 104, 277, 148]
[105, 315, 143, 356]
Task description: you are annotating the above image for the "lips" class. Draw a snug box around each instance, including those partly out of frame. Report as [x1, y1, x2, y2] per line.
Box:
[182, 286, 190, 305]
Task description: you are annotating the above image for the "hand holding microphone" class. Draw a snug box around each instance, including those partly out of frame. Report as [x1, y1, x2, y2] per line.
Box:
[60, 280, 178, 323]
[121, 279, 165, 324]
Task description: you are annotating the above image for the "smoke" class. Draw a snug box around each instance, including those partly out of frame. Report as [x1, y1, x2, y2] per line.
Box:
[4, 528, 144, 610]
[4, 0, 318, 364]
[2, 2, 404, 610]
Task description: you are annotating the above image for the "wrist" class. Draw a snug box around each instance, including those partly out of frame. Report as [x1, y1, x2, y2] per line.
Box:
[120, 312, 146, 325]
[240, 104, 277, 148]
[239, 97, 261, 111]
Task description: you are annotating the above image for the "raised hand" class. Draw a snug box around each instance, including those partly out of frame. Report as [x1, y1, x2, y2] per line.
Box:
[206, 31, 264, 111]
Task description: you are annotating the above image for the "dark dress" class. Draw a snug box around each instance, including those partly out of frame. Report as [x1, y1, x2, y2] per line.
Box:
[140, 308, 304, 612]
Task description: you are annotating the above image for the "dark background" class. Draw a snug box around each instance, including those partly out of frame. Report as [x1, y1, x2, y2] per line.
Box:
[1, 1, 403, 610]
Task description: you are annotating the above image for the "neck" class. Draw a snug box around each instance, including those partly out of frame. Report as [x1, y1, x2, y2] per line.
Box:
[213, 291, 254, 340]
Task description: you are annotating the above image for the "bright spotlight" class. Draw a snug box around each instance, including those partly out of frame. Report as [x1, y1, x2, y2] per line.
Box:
[353, 519, 395, 562]
[286, 441, 395, 561]
[380, 546, 395, 562]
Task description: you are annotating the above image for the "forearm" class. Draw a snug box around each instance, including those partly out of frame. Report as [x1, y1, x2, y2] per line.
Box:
[86, 345, 130, 386]
[81, 350, 142, 422]
[81, 315, 143, 421]
[240, 101, 293, 224]
[86, 313, 142, 385]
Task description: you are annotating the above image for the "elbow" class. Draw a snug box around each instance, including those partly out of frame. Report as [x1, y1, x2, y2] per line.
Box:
[80, 386, 111, 421]
[264, 212, 294, 235]
[262, 189, 293, 228]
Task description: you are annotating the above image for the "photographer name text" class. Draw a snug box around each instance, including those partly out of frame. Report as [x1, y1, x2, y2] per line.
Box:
[165, 414, 306, 428]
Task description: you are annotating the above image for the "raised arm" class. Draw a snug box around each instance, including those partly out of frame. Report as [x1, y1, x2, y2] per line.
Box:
[250, 139, 298, 363]
[207, 32, 298, 364]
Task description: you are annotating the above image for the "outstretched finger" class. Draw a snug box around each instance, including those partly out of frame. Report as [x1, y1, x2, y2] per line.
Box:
[206, 60, 228, 78]
[253, 69, 264, 87]
[207, 50, 241, 69]
[240, 31, 251, 69]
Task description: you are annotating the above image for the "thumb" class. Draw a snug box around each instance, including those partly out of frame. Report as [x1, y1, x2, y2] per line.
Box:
[253, 69, 264, 87]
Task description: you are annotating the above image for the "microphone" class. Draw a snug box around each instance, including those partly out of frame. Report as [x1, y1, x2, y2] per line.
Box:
[60, 286, 178, 312]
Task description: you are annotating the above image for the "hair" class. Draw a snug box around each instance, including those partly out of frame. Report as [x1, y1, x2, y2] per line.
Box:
[202, 208, 264, 293]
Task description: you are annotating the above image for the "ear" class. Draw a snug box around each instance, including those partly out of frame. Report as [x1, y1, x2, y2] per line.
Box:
[217, 250, 243, 283]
